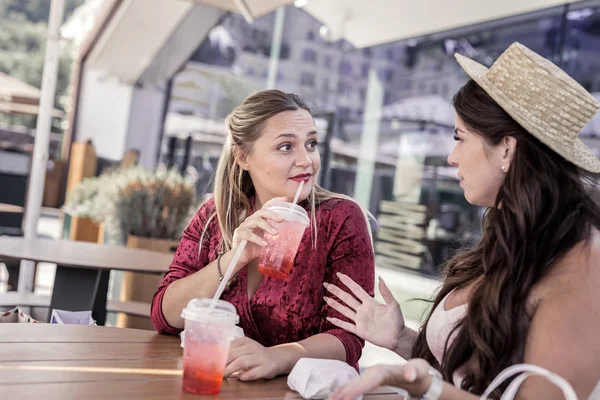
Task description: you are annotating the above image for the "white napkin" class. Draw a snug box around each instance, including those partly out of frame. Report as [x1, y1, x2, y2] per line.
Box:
[50, 309, 96, 325]
[180, 325, 244, 348]
[287, 358, 360, 399]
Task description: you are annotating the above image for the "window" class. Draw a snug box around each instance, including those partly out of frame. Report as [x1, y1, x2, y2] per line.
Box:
[384, 91, 393, 104]
[300, 71, 315, 87]
[302, 49, 318, 63]
[398, 80, 412, 91]
[384, 69, 394, 83]
[386, 48, 395, 61]
[361, 63, 370, 78]
[340, 61, 353, 77]
[338, 107, 351, 121]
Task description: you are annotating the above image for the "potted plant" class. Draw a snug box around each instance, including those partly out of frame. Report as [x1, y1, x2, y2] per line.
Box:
[62, 175, 105, 242]
[108, 167, 197, 329]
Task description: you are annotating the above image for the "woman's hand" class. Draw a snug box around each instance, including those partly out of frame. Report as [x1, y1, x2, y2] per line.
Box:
[324, 273, 406, 352]
[230, 197, 286, 269]
[329, 359, 434, 400]
[224, 337, 283, 381]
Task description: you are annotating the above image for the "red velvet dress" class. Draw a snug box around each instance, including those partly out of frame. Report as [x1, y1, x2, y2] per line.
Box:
[151, 197, 375, 366]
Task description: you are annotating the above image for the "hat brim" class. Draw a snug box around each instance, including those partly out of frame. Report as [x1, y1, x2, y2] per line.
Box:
[455, 53, 600, 173]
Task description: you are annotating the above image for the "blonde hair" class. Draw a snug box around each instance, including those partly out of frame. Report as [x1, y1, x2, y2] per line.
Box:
[203, 89, 374, 252]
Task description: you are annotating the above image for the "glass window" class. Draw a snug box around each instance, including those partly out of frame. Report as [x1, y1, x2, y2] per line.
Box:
[300, 71, 315, 87]
[162, 2, 599, 285]
[340, 61, 353, 77]
[302, 48, 318, 63]
[361, 63, 370, 78]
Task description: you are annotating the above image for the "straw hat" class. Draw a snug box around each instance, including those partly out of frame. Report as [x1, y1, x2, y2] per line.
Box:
[455, 42, 600, 173]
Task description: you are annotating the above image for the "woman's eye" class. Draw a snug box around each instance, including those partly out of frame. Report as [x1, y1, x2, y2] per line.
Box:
[307, 140, 318, 150]
[279, 143, 291, 151]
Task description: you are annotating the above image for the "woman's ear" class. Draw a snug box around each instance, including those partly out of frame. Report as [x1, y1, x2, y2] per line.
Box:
[233, 145, 250, 171]
[503, 136, 517, 166]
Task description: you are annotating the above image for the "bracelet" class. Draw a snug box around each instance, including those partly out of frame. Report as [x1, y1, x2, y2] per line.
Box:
[216, 252, 224, 281]
[421, 368, 444, 400]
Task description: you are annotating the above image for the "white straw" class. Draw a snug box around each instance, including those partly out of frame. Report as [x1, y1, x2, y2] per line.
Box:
[209, 240, 247, 310]
[292, 180, 304, 205]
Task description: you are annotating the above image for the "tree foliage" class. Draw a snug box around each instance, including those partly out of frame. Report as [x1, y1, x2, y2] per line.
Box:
[0, 0, 85, 131]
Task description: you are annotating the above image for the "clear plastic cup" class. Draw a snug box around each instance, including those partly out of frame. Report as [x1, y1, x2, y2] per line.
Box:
[180, 298, 239, 395]
[258, 201, 309, 279]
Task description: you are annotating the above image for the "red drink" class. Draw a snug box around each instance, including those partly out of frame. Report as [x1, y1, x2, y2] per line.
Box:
[180, 299, 239, 396]
[258, 218, 308, 279]
[258, 255, 294, 279]
[183, 341, 229, 394]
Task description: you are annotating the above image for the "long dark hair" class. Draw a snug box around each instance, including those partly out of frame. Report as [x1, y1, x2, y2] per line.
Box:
[412, 79, 600, 394]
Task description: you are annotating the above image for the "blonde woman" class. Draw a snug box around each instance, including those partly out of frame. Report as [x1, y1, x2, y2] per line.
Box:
[151, 90, 375, 381]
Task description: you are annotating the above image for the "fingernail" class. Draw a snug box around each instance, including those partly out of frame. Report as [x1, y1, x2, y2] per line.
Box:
[323, 282, 329, 288]
[323, 296, 330, 302]
[262, 240, 268, 246]
[407, 370, 417, 382]
[336, 272, 344, 278]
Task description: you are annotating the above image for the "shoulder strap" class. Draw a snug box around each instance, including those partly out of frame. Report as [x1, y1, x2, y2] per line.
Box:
[479, 364, 578, 400]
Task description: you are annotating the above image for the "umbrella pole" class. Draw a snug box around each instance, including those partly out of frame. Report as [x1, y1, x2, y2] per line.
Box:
[17, 0, 65, 300]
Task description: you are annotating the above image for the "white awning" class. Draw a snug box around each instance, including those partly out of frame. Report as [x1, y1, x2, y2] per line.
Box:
[302, 0, 585, 48]
[185, 0, 585, 48]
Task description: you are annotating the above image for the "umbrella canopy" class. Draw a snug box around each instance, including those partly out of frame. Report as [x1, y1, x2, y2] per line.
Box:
[0, 71, 65, 118]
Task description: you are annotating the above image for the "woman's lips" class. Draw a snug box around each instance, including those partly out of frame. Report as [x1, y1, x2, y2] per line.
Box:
[290, 174, 312, 182]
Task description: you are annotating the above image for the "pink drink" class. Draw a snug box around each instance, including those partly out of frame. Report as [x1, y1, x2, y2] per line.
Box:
[258, 202, 309, 279]
[183, 341, 229, 394]
[258, 220, 307, 279]
[180, 299, 239, 395]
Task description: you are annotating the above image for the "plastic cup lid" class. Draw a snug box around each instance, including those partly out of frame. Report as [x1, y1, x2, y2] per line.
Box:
[181, 298, 239, 324]
[269, 202, 309, 225]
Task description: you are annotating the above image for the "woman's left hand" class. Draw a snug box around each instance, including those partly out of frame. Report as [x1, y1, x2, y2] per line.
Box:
[224, 337, 282, 381]
[329, 359, 433, 400]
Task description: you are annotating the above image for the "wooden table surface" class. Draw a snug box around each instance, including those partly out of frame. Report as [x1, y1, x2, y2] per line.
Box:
[0, 325, 403, 399]
[0, 237, 172, 274]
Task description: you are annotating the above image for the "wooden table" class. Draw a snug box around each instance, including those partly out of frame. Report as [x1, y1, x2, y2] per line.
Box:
[0, 237, 173, 325]
[0, 325, 403, 399]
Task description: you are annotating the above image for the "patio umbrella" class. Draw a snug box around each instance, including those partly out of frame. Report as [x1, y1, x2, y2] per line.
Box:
[0, 71, 65, 118]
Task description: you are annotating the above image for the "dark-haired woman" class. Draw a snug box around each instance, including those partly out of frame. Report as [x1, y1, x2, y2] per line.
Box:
[324, 43, 600, 400]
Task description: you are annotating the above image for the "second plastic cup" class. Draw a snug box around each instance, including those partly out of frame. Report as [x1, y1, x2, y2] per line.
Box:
[258, 201, 309, 279]
[180, 298, 239, 395]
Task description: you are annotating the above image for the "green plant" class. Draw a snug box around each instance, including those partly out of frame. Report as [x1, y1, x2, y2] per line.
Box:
[112, 167, 197, 241]
[63, 175, 104, 218]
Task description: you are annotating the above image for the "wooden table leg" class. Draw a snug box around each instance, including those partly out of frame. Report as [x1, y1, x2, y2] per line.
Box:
[48, 266, 109, 325]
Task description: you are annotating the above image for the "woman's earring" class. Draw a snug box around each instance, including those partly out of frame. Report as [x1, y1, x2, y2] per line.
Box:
[501, 165, 506, 172]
